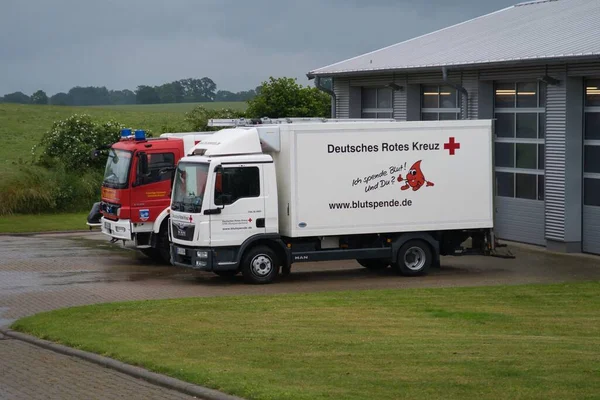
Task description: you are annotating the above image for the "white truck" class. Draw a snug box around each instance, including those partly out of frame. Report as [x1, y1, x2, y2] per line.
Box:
[169, 117, 509, 284]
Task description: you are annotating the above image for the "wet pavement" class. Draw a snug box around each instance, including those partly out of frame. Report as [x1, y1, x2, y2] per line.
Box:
[1, 231, 600, 399]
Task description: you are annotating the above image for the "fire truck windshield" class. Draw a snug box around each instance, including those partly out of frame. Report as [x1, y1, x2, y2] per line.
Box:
[171, 162, 209, 213]
[103, 149, 132, 189]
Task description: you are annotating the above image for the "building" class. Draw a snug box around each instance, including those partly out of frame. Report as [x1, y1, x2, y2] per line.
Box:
[307, 0, 600, 255]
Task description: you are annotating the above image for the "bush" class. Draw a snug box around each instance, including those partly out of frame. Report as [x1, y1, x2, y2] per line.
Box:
[245, 77, 331, 119]
[32, 114, 147, 172]
[184, 105, 246, 131]
[0, 164, 102, 215]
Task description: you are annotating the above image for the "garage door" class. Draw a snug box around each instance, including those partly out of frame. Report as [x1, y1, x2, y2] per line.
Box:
[582, 78, 600, 254]
[492, 81, 546, 246]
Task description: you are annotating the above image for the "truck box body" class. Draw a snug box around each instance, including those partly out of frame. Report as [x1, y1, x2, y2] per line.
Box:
[268, 120, 494, 238]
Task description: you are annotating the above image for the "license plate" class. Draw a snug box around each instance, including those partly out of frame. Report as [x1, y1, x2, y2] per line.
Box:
[176, 247, 186, 255]
[104, 221, 111, 230]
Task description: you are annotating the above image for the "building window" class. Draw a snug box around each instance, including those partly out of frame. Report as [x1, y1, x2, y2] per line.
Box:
[584, 79, 600, 207]
[420, 85, 460, 120]
[361, 87, 393, 118]
[493, 81, 546, 201]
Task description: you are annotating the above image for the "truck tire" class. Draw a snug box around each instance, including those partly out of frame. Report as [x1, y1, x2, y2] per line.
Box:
[156, 227, 171, 265]
[240, 245, 280, 284]
[356, 258, 389, 270]
[394, 239, 432, 276]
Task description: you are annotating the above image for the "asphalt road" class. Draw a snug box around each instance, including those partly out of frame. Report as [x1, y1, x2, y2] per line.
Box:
[1, 231, 599, 399]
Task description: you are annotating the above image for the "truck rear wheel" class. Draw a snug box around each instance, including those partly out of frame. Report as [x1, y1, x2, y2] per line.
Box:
[394, 240, 432, 276]
[240, 245, 280, 284]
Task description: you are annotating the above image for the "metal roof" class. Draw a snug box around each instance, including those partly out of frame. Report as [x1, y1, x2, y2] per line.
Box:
[307, 0, 600, 78]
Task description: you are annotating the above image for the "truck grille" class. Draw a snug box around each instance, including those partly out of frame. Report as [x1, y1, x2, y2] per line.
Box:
[101, 201, 120, 218]
[172, 222, 195, 241]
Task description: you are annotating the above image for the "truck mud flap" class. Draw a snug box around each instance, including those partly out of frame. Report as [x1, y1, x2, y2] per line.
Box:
[87, 202, 102, 225]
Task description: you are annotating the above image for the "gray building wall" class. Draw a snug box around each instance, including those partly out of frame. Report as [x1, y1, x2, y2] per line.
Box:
[329, 60, 600, 253]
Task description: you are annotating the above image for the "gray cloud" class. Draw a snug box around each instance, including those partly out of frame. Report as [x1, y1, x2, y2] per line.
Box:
[0, 0, 516, 95]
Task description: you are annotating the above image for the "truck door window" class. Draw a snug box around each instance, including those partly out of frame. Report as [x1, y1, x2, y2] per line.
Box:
[137, 152, 175, 185]
[215, 166, 260, 205]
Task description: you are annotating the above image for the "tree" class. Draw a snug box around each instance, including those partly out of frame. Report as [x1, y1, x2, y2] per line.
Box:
[67, 86, 110, 106]
[31, 90, 49, 105]
[49, 92, 72, 106]
[245, 77, 331, 119]
[2, 91, 31, 104]
[33, 114, 132, 171]
[135, 85, 160, 104]
[108, 89, 136, 105]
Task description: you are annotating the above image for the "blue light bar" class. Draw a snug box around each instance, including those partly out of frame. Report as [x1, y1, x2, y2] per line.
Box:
[121, 128, 132, 137]
[134, 129, 146, 141]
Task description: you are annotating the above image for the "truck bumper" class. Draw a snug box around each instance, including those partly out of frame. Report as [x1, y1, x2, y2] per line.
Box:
[100, 217, 132, 240]
[170, 243, 238, 272]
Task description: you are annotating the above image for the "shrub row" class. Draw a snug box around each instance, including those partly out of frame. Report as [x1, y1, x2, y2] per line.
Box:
[0, 164, 102, 215]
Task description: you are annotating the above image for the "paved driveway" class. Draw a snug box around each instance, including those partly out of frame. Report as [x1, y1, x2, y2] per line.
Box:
[1, 231, 599, 399]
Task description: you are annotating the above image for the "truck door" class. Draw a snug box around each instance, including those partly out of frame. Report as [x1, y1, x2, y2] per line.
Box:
[130, 150, 177, 226]
[208, 163, 266, 247]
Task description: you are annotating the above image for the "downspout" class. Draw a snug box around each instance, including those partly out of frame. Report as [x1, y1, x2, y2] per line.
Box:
[442, 66, 469, 119]
[314, 76, 336, 118]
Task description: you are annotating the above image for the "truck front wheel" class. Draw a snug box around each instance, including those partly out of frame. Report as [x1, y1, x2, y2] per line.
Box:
[394, 240, 432, 276]
[240, 245, 280, 284]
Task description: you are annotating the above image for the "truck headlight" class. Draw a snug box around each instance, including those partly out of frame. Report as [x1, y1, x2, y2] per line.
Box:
[196, 251, 208, 258]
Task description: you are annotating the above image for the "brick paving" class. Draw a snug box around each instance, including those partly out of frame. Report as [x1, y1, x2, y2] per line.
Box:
[1, 232, 600, 399]
[0, 339, 194, 400]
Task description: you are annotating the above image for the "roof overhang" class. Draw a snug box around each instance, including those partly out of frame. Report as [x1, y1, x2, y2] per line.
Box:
[307, 54, 600, 79]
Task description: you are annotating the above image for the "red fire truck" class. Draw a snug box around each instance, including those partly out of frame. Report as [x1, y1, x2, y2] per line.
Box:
[87, 128, 213, 263]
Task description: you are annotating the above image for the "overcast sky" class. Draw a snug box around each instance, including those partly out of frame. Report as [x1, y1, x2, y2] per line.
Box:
[1, 0, 517, 96]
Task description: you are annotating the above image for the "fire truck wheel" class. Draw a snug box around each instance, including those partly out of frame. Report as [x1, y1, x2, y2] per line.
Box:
[394, 239, 432, 276]
[156, 227, 171, 264]
[240, 245, 280, 284]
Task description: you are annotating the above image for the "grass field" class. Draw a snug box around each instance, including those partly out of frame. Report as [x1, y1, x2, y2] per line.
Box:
[0, 102, 246, 170]
[0, 212, 90, 233]
[12, 282, 600, 400]
[87, 102, 247, 112]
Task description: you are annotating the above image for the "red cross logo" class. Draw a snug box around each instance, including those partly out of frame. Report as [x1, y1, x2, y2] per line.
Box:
[248, 218, 252, 223]
[444, 137, 460, 155]
[188, 215, 193, 223]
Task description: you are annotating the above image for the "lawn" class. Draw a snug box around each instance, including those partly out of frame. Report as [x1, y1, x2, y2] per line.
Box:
[0, 212, 90, 233]
[11, 282, 600, 400]
[0, 102, 246, 171]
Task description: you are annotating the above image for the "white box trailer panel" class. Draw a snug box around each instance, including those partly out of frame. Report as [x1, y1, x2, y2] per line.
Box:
[269, 120, 494, 238]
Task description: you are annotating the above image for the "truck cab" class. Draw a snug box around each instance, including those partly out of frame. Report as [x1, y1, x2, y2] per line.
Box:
[169, 127, 283, 280]
[91, 129, 213, 263]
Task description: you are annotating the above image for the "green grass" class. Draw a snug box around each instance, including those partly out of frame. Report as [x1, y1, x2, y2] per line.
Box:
[0, 212, 89, 233]
[87, 102, 248, 112]
[0, 102, 246, 170]
[12, 282, 600, 400]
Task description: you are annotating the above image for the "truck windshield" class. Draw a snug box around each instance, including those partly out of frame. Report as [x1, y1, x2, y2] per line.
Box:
[103, 149, 132, 189]
[171, 162, 210, 213]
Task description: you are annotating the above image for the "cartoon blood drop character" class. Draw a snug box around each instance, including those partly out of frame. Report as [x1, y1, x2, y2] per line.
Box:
[397, 160, 434, 191]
